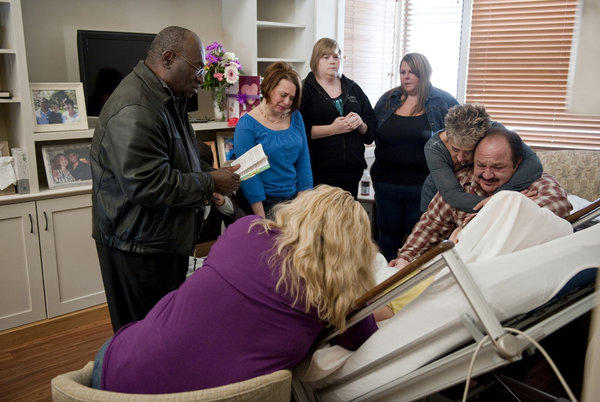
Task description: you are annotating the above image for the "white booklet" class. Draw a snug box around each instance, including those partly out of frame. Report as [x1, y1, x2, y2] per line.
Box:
[231, 143, 270, 181]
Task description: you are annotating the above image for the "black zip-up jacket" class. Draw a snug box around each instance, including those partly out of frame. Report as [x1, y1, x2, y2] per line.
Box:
[91, 61, 214, 256]
[300, 72, 376, 173]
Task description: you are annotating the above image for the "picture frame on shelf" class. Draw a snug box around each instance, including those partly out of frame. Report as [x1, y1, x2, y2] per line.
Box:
[30, 83, 89, 133]
[216, 131, 235, 167]
[201, 141, 219, 169]
[41, 143, 92, 190]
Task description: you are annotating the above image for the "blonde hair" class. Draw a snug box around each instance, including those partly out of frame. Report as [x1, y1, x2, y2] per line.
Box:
[399, 53, 432, 116]
[252, 185, 377, 331]
[310, 38, 341, 75]
[445, 104, 491, 148]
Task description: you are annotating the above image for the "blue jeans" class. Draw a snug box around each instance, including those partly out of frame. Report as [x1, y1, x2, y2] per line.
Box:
[91, 338, 112, 389]
[373, 181, 423, 262]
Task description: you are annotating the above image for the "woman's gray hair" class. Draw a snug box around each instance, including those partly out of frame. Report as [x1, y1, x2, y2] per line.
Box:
[445, 104, 491, 148]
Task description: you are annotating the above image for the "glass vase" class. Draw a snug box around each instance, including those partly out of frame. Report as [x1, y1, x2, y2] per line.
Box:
[210, 86, 227, 122]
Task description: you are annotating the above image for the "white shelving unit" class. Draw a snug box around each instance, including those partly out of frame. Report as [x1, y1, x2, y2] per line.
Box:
[191, 121, 232, 131]
[0, 0, 38, 192]
[222, 0, 315, 78]
[257, 21, 307, 29]
[32, 128, 95, 142]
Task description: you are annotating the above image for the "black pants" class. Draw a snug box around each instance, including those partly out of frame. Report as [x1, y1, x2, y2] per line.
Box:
[313, 169, 362, 199]
[95, 243, 189, 332]
[263, 194, 295, 218]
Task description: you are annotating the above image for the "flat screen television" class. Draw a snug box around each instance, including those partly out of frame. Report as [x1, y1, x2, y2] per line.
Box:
[77, 30, 198, 116]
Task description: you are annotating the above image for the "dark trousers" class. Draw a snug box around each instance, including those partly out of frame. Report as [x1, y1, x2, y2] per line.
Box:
[373, 181, 424, 262]
[263, 194, 295, 218]
[95, 243, 189, 332]
[313, 169, 362, 199]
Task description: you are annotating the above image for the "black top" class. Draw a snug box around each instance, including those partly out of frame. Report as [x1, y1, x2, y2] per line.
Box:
[371, 113, 431, 185]
[300, 72, 376, 174]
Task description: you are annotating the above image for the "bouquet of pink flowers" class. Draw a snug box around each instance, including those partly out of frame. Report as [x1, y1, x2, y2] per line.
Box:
[200, 42, 242, 120]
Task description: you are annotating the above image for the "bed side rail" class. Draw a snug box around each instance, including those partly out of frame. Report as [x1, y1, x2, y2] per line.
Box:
[355, 241, 454, 309]
[322, 241, 522, 361]
[566, 198, 600, 228]
[318, 242, 454, 345]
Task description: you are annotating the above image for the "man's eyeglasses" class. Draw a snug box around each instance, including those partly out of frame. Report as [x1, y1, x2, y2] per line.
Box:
[179, 54, 206, 78]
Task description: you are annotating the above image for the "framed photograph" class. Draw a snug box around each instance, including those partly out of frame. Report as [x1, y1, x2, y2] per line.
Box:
[201, 141, 219, 169]
[30, 83, 89, 132]
[41, 143, 92, 189]
[216, 131, 235, 167]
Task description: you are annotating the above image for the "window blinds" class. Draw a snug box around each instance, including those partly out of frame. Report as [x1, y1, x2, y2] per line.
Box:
[343, 0, 398, 106]
[466, 0, 600, 149]
[402, 0, 464, 97]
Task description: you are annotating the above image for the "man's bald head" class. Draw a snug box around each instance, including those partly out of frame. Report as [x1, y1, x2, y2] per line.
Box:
[145, 26, 205, 98]
[147, 26, 189, 63]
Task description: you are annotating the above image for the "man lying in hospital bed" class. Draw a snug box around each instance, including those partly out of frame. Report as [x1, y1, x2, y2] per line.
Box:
[377, 127, 572, 318]
[296, 129, 599, 401]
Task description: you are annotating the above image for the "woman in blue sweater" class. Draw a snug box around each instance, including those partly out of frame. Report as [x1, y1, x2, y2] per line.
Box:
[234, 62, 313, 217]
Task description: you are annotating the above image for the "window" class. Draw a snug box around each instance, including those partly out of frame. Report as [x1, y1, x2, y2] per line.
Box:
[343, 0, 399, 105]
[344, 0, 464, 104]
[402, 0, 464, 97]
[344, 0, 600, 149]
[465, 0, 600, 149]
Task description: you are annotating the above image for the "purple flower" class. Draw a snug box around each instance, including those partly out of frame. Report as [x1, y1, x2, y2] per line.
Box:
[206, 54, 219, 65]
[206, 41, 222, 51]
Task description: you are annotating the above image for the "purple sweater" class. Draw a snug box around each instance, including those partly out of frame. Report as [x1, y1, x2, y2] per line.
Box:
[101, 215, 377, 394]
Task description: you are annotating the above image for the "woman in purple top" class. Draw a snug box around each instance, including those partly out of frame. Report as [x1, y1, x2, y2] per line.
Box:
[92, 185, 379, 394]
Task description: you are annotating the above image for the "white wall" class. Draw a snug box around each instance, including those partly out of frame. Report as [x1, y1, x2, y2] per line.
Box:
[21, 0, 338, 117]
[22, 0, 226, 82]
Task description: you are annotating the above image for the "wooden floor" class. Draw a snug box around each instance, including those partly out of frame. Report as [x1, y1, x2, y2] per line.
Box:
[0, 304, 113, 401]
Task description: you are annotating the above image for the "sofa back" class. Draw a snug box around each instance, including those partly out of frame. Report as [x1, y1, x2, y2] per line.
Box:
[537, 150, 600, 201]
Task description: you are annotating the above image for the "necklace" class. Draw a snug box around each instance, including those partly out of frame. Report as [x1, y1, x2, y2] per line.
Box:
[259, 104, 288, 124]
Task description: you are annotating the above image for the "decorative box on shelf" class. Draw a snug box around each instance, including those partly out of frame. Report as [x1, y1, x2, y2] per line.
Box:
[226, 76, 261, 120]
[0, 141, 16, 195]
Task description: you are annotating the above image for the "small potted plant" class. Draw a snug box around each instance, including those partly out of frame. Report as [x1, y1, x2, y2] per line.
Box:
[200, 41, 242, 121]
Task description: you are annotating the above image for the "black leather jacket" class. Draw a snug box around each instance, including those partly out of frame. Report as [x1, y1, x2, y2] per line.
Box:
[91, 61, 214, 255]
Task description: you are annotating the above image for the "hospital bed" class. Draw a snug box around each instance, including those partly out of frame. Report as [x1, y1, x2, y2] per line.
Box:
[293, 199, 600, 402]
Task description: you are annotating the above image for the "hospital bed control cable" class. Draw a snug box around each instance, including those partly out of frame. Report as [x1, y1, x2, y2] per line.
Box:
[462, 326, 577, 402]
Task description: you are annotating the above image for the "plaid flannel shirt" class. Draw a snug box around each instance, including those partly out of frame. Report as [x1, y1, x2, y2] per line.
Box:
[398, 170, 572, 263]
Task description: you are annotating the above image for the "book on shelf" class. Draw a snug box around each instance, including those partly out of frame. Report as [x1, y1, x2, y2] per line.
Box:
[0, 91, 11, 98]
[231, 143, 270, 181]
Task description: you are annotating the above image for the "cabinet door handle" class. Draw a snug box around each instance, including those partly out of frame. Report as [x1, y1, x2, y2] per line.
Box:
[43, 211, 48, 231]
[28, 213, 33, 233]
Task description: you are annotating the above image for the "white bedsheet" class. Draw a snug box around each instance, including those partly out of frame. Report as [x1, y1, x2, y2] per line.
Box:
[302, 194, 600, 401]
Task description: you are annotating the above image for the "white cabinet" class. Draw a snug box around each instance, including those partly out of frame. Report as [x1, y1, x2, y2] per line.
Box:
[0, 194, 105, 331]
[0, 201, 46, 330]
[37, 195, 105, 318]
